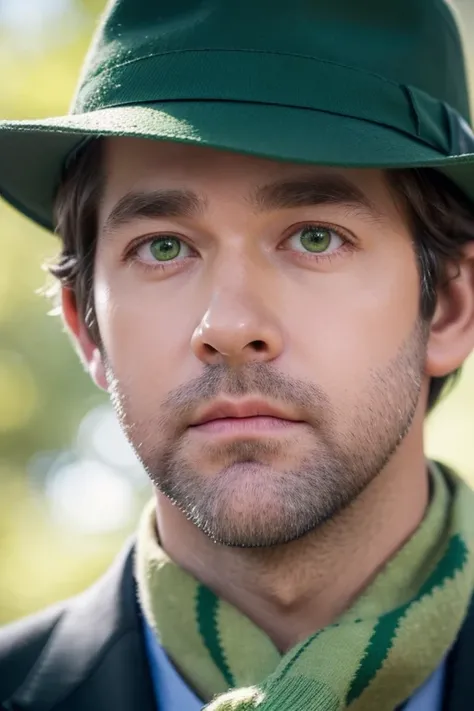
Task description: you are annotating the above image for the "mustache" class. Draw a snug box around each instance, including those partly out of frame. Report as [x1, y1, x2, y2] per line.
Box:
[157, 363, 331, 430]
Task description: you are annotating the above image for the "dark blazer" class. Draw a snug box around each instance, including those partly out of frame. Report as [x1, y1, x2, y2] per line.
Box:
[0, 542, 473, 711]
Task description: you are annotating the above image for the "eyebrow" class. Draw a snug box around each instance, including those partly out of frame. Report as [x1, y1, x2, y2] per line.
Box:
[102, 189, 206, 237]
[250, 175, 381, 218]
[101, 173, 382, 239]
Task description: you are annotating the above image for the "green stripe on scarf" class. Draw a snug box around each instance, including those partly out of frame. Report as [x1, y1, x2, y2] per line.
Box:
[346, 534, 467, 704]
[135, 463, 474, 710]
[197, 584, 236, 687]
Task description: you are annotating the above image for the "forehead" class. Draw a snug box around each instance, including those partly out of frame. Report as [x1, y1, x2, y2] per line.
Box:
[101, 136, 400, 217]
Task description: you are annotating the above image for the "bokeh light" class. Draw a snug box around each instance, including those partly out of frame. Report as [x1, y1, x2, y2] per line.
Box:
[45, 459, 135, 534]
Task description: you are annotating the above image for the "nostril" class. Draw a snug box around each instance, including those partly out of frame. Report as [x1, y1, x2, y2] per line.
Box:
[251, 340, 267, 352]
[203, 343, 219, 356]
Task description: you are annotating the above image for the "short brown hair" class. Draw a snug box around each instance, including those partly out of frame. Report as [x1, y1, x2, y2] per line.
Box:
[49, 139, 474, 411]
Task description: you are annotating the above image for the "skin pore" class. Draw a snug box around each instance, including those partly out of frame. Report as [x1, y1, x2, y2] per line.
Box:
[62, 138, 474, 653]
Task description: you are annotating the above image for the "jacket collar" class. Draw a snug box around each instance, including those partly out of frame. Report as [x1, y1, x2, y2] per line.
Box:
[443, 591, 474, 710]
[6, 541, 155, 711]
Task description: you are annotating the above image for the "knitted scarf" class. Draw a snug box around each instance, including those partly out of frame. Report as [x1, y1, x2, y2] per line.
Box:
[135, 463, 474, 710]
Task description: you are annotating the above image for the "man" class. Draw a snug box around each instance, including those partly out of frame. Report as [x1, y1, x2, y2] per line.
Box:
[2, 0, 474, 709]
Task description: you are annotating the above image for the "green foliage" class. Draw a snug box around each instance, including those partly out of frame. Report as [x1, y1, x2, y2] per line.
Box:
[0, 0, 119, 624]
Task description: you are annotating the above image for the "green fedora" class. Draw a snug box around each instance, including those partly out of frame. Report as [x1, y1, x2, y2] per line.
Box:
[2, 0, 474, 232]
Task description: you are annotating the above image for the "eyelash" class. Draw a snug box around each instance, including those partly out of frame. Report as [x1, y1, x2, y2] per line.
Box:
[123, 223, 356, 273]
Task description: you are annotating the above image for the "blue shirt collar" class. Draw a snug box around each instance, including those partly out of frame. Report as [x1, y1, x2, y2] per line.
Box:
[143, 617, 203, 710]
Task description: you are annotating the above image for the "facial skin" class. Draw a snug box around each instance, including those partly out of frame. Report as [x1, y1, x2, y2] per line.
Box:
[63, 137, 474, 650]
[96, 139, 426, 545]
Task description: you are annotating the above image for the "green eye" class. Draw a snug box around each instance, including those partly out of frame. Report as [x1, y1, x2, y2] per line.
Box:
[149, 236, 181, 261]
[299, 226, 332, 253]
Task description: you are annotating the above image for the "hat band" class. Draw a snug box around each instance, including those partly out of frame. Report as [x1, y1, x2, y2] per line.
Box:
[75, 49, 472, 156]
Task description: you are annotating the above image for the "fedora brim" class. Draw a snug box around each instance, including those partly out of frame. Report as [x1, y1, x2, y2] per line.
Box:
[1, 100, 474, 232]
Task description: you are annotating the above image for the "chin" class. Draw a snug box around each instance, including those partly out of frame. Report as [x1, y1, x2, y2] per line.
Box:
[190, 476, 320, 548]
[198, 514, 315, 549]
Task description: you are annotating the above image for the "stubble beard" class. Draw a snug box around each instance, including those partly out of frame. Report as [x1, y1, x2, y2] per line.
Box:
[106, 321, 427, 548]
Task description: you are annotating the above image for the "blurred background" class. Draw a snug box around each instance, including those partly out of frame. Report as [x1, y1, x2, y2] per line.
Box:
[0, 0, 474, 624]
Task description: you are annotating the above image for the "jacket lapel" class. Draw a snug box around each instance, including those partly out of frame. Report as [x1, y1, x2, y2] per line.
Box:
[6, 541, 156, 711]
[442, 592, 474, 711]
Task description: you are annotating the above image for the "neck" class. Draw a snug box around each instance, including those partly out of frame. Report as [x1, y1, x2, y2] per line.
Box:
[155, 434, 429, 653]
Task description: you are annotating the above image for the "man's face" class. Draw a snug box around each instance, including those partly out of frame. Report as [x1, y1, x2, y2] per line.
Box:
[93, 137, 426, 547]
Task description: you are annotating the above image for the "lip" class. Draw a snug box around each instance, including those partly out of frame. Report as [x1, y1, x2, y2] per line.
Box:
[189, 415, 301, 435]
[189, 399, 302, 428]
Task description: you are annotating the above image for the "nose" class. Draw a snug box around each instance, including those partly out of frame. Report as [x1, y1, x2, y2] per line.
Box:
[190, 282, 284, 367]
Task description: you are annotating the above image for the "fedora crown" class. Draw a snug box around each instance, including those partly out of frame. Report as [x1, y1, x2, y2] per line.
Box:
[74, 0, 470, 122]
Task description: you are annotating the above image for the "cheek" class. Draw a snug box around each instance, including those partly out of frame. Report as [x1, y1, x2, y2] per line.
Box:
[288, 243, 420, 391]
[93, 263, 196, 401]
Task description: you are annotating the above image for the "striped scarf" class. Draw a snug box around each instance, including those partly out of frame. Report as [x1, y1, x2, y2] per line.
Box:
[135, 463, 474, 710]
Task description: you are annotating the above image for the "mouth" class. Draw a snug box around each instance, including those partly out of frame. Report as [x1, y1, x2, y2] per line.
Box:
[188, 400, 305, 437]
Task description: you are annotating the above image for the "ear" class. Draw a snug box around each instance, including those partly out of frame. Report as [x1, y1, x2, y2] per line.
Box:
[425, 242, 474, 378]
[61, 286, 108, 392]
